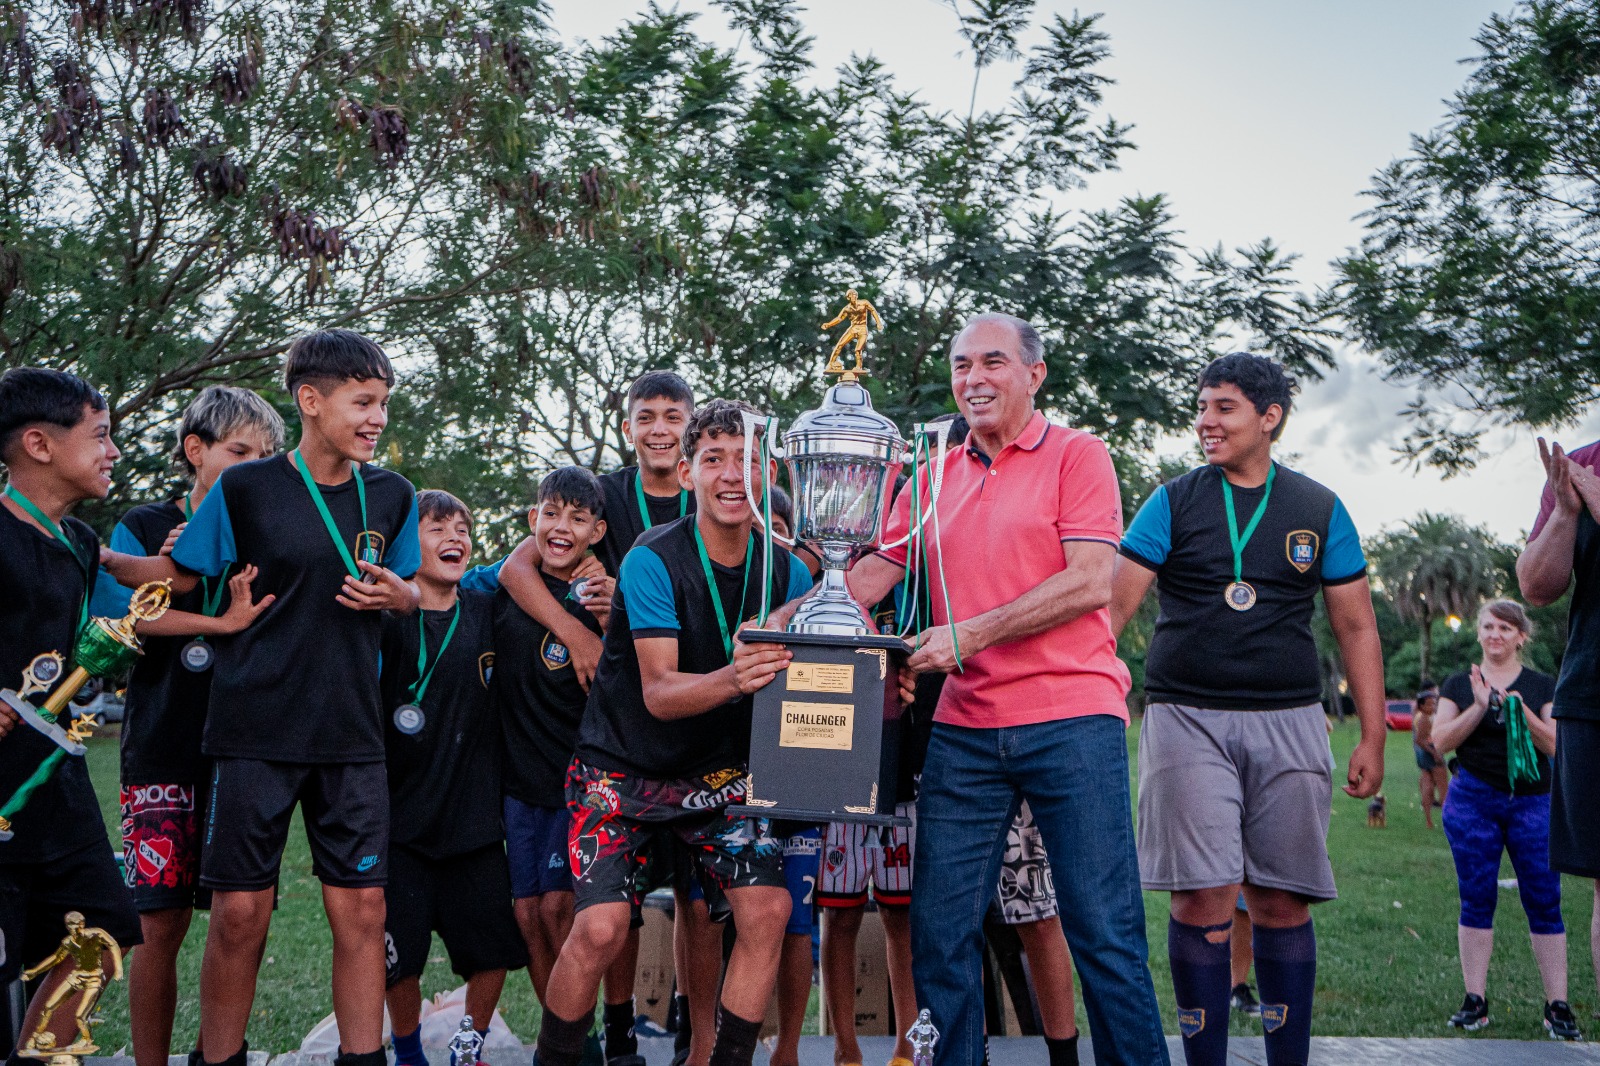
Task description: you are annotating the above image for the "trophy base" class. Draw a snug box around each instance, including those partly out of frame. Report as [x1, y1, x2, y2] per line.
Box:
[726, 802, 911, 829]
[736, 630, 909, 827]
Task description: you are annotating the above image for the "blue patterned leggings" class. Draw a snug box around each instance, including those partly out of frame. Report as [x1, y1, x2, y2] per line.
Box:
[1442, 768, 1564, 934]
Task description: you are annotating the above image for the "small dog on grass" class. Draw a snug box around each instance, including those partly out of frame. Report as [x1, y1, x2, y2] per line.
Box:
[1367, 793, 1387, 828]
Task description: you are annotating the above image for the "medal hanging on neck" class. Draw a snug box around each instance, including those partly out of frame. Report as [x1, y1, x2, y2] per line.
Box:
[394, 599, 461, 735]
[292, 451, 382, 583]
[635, 472, 688, 531]
[179, 493, 229, 672]
[1221, 464, 1276, 612]
[3, 484, 92, 645]
[693, 524, 754, 663]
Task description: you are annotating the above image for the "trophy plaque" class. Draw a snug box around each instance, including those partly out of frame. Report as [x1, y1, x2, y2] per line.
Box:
[732, 290, 916, 828]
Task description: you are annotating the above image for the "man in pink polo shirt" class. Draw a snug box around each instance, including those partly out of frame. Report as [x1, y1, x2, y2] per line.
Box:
[834, 313, 1169, 1066]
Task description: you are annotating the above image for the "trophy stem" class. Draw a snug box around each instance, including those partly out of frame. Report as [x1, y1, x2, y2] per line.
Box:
[790, 545, 873, 636]
[39, 667, 90, 722]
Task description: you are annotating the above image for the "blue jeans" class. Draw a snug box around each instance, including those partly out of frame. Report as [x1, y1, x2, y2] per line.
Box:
[911, 715, 1169, 1066]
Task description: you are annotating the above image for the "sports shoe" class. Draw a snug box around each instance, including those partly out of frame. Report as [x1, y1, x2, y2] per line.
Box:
[1546, 1000, 1582, 1041]
[1229, 983, 1260, 1015]
[1448, 993, 1489, 1031]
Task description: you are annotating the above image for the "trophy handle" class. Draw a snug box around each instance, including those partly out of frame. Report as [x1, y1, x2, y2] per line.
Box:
[876, 420, 954, 552]
[740, 410, 796, 548]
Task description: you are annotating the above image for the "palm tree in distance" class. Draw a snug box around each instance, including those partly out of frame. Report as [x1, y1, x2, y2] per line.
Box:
[1369, 512, 1501, 684]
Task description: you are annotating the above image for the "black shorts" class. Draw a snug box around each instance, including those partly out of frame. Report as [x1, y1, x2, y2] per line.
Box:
[566, 761, 785, 915]
[201, 758, 389, 890]
[0, 842, 143, 983]
[384, 843, 527, 985]
[1551, 718, 1600, 877]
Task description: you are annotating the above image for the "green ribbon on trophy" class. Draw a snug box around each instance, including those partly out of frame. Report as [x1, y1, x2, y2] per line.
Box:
[0, 582, 172, 841]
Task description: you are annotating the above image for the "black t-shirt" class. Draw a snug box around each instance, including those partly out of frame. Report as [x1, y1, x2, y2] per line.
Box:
[493, 571, 605, 808]
[1441, 667, 1557, 795]
[575, 517, 812, 780]
[1120, 463, 1368, 711]
[0, 506, 115, 862]
[1546, 448, 1600, 720]
[115, 501, 225, 785]
[594, 467, 695, 578]
[171, 455, 421, 763]
[380, 590, 502, 857]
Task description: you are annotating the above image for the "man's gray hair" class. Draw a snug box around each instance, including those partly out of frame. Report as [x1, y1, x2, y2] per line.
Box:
[951, 312, 1044, 366]
[174, 385, 287, 473]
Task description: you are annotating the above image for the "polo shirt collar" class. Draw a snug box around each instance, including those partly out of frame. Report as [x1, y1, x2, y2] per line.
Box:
[965, 410, 1049, 462]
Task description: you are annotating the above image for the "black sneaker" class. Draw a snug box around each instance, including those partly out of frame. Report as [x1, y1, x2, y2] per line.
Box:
[1546, 1000, 1583, 1041]
[1448, 993, 1489, 1031]
[1229, 983, 1261, 1015]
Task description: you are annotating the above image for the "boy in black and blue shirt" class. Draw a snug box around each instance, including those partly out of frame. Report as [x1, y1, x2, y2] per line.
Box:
[104, 329, 422, 1066]
[380, 490, 525, 1066]
[531, 400, 812, 1066]
[0, 368, 142, 1046]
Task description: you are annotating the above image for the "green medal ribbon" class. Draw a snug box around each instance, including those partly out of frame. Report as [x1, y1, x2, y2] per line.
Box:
[635, 473, 688, 531]
[409, 599, 462, 705]
[182, 494, 230, 618]
[1502, 692, 1541, 790]
[1220, 463, 1277, 586]
[3, 484, 90, 641]
[291, 450, 370, 580]
[693, 524, 754, 663]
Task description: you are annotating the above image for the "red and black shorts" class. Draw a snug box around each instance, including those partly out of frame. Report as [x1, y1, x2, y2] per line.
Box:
[565, 760, 785, 915]
[120, 781, 210, 912]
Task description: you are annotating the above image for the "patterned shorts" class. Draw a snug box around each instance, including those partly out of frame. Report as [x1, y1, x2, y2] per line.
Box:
[565, 760, 785, 913]
[996, 800, 1057, 925]
[120, 782, 208, 912]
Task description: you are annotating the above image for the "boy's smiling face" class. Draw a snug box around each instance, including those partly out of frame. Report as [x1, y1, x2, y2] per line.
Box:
[623, 396, 691, 481]
[47, 404, 119, 500]
[298, 377, 390, 462]
[681, 431, 760, 532]
[533, 496, 605, 579]
[418, 510, 472, 586]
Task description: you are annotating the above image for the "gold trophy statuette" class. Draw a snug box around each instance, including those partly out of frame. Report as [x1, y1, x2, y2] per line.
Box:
[0, 581, 171, 839]
[17, 912, 124, 1066]
[821, 288, 884, 381]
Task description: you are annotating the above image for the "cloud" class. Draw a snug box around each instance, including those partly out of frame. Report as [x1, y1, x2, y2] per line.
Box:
[1294, 352, 1412, 474]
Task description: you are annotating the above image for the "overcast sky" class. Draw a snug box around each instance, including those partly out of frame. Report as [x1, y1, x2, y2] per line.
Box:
[544, 0, 1600, 543]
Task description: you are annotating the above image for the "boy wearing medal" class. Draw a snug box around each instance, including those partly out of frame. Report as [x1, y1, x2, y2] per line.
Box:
[380, 490, 526, 1066]
[110, 385, 284, 1066]
[0, 368, 143, 1047]
[1110, 353, 1385, 1066]
[492, 468, 611, 1008]
[103, 329, 422, 1066]
[528, 400, 812, 1066]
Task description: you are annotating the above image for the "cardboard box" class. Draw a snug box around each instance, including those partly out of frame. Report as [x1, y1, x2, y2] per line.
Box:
[634, 898, 677, 1029]
[820, 908, 893, 1037]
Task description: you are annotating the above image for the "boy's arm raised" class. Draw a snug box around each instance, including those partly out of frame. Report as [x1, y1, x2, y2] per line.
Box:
[499, 537, 603, 690]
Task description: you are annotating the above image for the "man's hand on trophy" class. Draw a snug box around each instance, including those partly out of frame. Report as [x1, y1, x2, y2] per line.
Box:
[897, 663, 916, 708]
[339, 562, 421, 613]
[907, 623, 970, 675]
[216, 565, 275, 634]
[732, 632, 792, 695]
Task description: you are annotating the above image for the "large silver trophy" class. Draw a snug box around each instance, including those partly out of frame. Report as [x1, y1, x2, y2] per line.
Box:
[731, 291, 950, 826]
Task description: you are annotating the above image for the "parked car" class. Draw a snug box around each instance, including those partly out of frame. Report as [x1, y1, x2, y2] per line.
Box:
[1385, 698, 1415, 732]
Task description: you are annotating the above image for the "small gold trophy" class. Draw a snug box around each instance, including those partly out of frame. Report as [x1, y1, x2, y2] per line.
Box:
[821, 288, 884, 381]
[17, 912, 124, 1066]
[0, 582, 171, 840]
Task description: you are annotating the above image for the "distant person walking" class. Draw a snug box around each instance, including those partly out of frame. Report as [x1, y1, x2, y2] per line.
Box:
[1518, 435, 1600, 1020]
[1412, 683, 1448, 829]
[1431, 600, 1577, 1039]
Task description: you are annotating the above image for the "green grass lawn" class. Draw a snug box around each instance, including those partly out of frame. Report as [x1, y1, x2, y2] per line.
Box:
[76, 721, 1597, 1052]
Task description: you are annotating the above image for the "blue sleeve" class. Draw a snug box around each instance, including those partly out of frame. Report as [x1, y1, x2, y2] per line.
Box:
[90, 568, 133, 617]
[1119, 485, 1171, 568]
[459, 556, 505, 593]
[386, 493, 421, 579]
[1321, 498, 1367, 584]
[109, 522, 145, 558]
[621, 548, 678, 634]
[786, 553, 814, 601]
[171, 485, 236, 577]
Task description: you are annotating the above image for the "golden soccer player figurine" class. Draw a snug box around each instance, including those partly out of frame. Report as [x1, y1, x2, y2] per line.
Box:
[18, 912, 124, 1063]
[822, 288, 884, 379]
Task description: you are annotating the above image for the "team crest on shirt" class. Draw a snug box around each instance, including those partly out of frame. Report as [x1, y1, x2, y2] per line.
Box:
[478, 652, 495, 688]
[1285, 530, 1319, 573]
[541, 635, 571, 670]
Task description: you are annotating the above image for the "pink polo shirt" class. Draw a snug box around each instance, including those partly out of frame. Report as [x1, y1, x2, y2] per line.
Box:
[871, 412, 1130, 729]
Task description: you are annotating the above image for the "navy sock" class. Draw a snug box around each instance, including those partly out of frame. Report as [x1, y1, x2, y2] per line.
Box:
[476, 1028, 490, 1043]
[535, 1009, 593, 1066]
[1044, 1034, 1079, 1066]
[673, 994, 693, 1053]
[1168, 917, 1233, 1066]
[1253, 920, 1316, 1066]
[604, 998, 637, 1059]
[392, 1027, 427, 1066]
[707, 1006, 761, 1066]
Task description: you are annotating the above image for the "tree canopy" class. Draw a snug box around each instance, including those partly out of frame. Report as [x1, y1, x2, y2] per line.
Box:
[1333, 0, 1600, 474]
